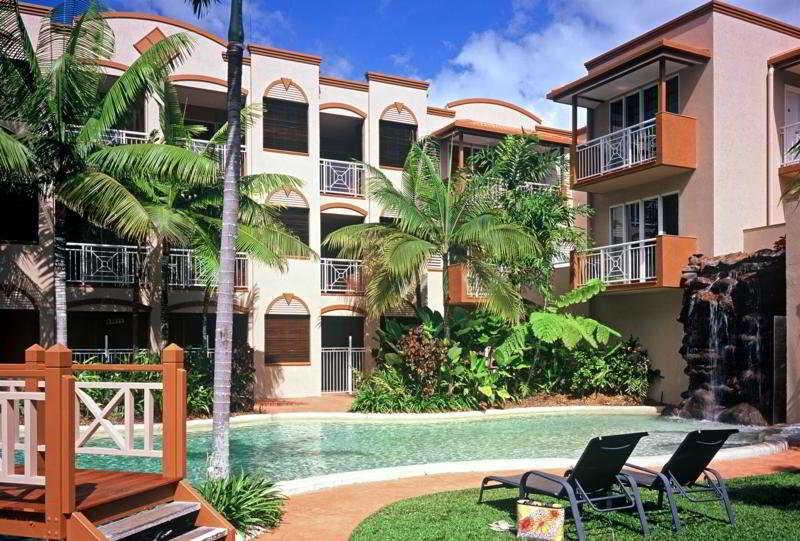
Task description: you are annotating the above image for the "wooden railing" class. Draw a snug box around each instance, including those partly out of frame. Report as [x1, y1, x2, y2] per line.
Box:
[0, 344, 187, 538]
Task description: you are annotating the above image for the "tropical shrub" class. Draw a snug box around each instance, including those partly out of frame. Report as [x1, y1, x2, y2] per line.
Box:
[75, 346, 255, 417]
[198, 473, 284, 535]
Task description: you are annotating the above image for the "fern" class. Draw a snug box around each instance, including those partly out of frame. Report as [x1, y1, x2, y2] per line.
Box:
[528, 311, 619, 350]
[546, 279, 605, 311]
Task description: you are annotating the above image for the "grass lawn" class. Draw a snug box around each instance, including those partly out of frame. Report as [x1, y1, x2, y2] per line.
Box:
[352, 472, 800, 540]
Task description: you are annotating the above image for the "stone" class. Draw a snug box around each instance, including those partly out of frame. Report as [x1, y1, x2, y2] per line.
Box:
[679, 389, 716, 420]
[717, 403, 768, 426]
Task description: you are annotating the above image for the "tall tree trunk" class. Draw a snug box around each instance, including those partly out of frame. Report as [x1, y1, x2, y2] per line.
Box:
[208, 0, 243, 480]
[160, 245, 171, 344]
[53, 199, 68, 345]
[441, 252, 450, 339]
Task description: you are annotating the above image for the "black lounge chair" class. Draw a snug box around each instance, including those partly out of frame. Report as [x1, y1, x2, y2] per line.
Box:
[623, 428, 739, 532]
[478, 432, 650, 541]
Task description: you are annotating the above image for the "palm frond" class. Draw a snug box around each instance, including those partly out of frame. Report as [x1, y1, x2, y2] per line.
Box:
[0, 129, 32, 173]
[88, 143, 219, 186]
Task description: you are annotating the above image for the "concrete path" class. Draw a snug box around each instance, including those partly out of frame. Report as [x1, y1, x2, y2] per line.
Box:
[259, 449, 800, 541]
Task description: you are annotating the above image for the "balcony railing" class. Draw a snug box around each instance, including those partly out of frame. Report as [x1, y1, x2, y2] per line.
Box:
[189, 138, 247, 171]
[101, 129, 148, 145]
[320, 258, 363, 294]
[573, 239, 657, 286]
[320, 159, 365, 197]
[169, 248, 248, 289]
[779, 121, 800, 166]
[72, 348, 139, 364]
[66, 242, 144, 286]
[575, 119, 656, 181]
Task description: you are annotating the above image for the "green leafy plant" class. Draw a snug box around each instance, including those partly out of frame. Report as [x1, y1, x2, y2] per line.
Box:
[198, 473, 284, 535]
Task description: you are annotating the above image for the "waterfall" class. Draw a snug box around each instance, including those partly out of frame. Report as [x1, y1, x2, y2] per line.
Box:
[675, 248, 785, 425]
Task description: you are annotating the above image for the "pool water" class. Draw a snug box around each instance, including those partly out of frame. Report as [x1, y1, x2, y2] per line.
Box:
[77, 413, 764, 484]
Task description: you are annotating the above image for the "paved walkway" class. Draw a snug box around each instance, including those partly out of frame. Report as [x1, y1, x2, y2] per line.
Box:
[259, 449, 800, 541]
[254, 394, 353, 413]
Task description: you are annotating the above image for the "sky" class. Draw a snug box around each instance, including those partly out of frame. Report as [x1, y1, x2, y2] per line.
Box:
[34, 0, 800, 128]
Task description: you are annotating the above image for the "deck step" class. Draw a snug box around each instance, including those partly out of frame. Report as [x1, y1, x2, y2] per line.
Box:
[97, 501, 201, 540]
[169, 526, 229, 541]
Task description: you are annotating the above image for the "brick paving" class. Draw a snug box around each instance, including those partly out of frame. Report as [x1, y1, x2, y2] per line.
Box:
[254, 394, 353, 413]
[259, 449, 800, 541]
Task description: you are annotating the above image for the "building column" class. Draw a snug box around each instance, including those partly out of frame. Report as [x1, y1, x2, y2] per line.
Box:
[785, 198, 800, 423]
[570, 95, 578, 184]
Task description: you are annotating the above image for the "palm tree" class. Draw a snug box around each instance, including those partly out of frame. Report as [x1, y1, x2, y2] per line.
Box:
[184, 0, 245, 480]
[325, 141, 539, 337]
[0, 0, 197, 345]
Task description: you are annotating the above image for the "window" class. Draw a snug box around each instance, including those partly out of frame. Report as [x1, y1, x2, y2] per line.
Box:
[608, 75, 679, 128]
[321, 316, 364, 348]
[0, 189, 38, 244]
[609, 192, 679, 243]
[265, 314, 310, 363]
[263, 97, 308, 153]
[380, 120, 416, 167]
[277, 207, 309, 245]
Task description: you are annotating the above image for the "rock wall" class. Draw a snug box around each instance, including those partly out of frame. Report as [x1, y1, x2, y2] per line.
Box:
[675, 246, 785, 425]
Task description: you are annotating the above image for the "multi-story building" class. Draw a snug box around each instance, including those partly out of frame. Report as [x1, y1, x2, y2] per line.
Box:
[1, 3, 573, 399]
[548, 0, 799, 405]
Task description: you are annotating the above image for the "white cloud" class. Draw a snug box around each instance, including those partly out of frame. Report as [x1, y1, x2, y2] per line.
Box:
[389, 51, 421, 79]
[429, 0, 800, 128]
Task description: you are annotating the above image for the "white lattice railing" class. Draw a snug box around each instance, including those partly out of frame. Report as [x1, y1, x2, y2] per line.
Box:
[75, 381, 162, 458]
[319, 159, 365, 197]
[575, 118, 656, 181]
[574, 238, 657, 286]
[321, 345, 365, 393]
[0, 386, 45, 485]
[320, 258, 363, 294]
[101, 129, 148, 145]
[189, 138, 247, 170]
[66, 242, 145, 285]
[779, 121, 800, 166]
[169, 248, 248, 288]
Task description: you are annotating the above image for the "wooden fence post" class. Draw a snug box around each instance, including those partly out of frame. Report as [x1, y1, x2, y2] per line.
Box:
[161, 344, 186, 480]
[24, 344, 45, 474]
[44, 344, 75, 540]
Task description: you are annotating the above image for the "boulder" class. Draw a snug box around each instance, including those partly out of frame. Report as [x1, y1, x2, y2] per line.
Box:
[717, 403, 768, 426]
[678, 389, 716, 420]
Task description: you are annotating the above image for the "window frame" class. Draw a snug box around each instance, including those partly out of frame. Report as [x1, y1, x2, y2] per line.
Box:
[262, 96, 309, 154]
[379, 119, 417, 168]
[608, 74, 679, 131]
[264, 313, 311, 365]
[608, 191, 680, 244]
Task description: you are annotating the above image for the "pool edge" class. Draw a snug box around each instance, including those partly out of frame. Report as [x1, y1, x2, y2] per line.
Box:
[274, 435, 789, 496]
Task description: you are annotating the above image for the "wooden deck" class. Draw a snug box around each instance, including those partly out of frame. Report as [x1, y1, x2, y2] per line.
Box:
[0, 469, 177, 515]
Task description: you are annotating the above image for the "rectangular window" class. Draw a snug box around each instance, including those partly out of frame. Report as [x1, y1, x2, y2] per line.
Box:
[609, 100, 624, 132]
[667, 76, 679, 114]
[609, 193, 679, 243]
[380, 120, 416, 168]
[277, 207, 309, 245]
[624, 93, 640, 127]
[263, 98, 308, 153]
[265, 314, 310, 363]
[643, 85, 658, 121]
[0, 189, 38, 244]
[662, 193, 679, 235]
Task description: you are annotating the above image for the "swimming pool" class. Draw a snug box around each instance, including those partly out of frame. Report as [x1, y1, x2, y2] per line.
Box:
[77, 411, 768, 484]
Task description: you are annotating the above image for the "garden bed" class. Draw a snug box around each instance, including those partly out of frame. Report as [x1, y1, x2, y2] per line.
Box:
[504, 393, 655, 408]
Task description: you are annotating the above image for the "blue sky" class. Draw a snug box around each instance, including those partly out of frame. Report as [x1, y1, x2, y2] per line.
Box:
[33, 0, 800, 127]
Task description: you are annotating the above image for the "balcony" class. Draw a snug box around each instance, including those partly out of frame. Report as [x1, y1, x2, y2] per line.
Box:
[189, 138, 247, 173]
[101, 129, 148, 145]
[66, 242, 144, 286]
[570, 235, 697, 291]
[320, 258, 364, 294]
[447, 264, 486, 305]
[573, 113, 696, 192]
[320, 159, 365, 197]
[169, 248, 248, 289]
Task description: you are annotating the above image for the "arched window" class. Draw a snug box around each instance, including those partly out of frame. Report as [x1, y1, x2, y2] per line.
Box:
[268, 189, 310, 245]
[379, 102, 417, 168]
[265, 295, 310, 364]
[263, 78, 309, 153]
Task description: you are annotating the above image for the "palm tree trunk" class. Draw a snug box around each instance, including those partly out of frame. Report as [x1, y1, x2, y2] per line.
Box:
[53, 199, 68, 345]
[160, 245, 170, 344]
[441, 252, 450, 339]
[208, 0, 244, 480]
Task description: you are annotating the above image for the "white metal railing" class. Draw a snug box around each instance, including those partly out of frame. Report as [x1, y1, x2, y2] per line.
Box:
[321, 339, 364, 393]
[574, 238, 657, 286]
[189, 138, 247, 170]
[321, 258, 363, 294]
[72, 348, 138, 364]
[575, 118, 656, 181]
[66, 242, 144, 285]
[102, 129, 148, 145]
[779, 121, 800, 165]
[75, 381, 162, 458]
[320, 159, 365, 197]
[169, 248, 248, 288]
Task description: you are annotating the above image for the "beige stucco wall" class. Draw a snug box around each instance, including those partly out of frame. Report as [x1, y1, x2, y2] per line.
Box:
[784, 198, 800, 423]
[589, 290, 687, 404]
